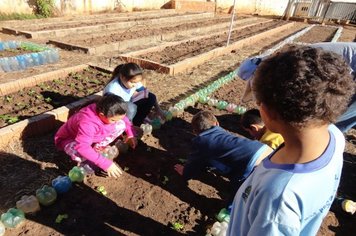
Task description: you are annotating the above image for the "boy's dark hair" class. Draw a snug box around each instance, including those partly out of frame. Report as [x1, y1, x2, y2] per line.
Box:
[191, 111, 218, 134]
[253, 46, 354, 128]
[96, 94, 127, 117]
[109, 63, 143, 83]
[240, 109, 263, 129]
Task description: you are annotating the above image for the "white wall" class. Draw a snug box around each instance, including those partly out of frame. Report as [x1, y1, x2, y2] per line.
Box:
[0, 0, 289, 16]
[216, 0, 289, 15]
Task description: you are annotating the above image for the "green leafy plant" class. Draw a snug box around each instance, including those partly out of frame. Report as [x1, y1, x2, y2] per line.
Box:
[4, 95, 12, 103]
[0, 115, 19, 124]
[171, 222, 184, 231]
[35, 0, 55, 18]
[44, 97, 52, 103]
[28, 90, 36, 96]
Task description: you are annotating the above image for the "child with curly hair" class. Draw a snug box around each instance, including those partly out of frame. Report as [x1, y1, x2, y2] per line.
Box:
[227, 46, 354, 235]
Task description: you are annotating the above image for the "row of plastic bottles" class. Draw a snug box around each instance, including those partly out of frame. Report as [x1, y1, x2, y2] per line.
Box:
[0, 49, 59, 72]
[0, 166, 86, 232]
[0, 41, 20, 50]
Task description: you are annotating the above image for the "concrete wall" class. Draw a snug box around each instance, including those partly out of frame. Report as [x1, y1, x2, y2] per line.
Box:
[0, 0, 288, 16]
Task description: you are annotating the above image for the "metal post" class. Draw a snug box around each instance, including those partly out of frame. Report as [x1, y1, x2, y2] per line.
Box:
[226, 0, 237, 47]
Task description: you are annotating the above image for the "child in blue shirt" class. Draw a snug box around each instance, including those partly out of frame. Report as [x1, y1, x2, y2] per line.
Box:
[174, 111, 272, 200]
[227, 46, 354, 235]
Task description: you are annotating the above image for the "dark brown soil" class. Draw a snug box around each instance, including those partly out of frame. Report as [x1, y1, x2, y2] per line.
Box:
[140, 21, 286, 65]
[0, 68, 110, 128]
[0, 48, 32, 57]
[296, 26, 337, 43]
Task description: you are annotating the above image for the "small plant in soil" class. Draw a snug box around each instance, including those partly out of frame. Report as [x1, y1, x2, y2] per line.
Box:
[171, 222, 184, 231]
[0, 114, 19, 124]
[4, 95, 12, 103]
[44, 97, 52, 103]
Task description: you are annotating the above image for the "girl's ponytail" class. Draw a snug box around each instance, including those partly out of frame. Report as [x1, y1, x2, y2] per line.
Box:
[108, 64, 125, 83]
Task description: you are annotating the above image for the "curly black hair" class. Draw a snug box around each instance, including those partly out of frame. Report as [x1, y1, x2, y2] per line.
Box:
[253, 46, 354, 128]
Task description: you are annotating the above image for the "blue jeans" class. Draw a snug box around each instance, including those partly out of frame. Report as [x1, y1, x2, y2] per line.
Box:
[335, 94, 356, 133]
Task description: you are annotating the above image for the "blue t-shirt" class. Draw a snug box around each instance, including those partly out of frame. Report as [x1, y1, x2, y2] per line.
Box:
[183, 126, 268, 183]
[227, 124, 344, 236]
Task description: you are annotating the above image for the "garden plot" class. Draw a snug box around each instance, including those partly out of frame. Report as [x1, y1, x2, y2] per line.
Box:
[0, 64, 112, 147]
[2, 12, 214, 39]
[338, 26, 356, 42]
[295, 25, 338, 43]
[49, 16, 264, 55]
[120, 20, 294, 75]
[1, 9, 177, 28]
[1, 21, 354, 236]
[12, 12, 189, 32]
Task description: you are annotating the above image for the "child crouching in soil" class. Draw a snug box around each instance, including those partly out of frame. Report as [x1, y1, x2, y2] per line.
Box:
[174, 111, 273, 202]
[241, 108, 284, 149]
[55, 94, 137, 178]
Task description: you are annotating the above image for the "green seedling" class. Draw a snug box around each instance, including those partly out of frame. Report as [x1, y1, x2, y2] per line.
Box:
[0, 115, 19, 124]
[28, 90, 36, 96]
[55, 214, 68, 224]
[87, 88, 94, 94]
[44, 97, 52, 103]
[171, 222, 184, 231]
[4, 95, 12, 103]
[124, 167, 130, 172]
[96, 186, 107, 195]
[90, 79, 101, 85]
[162, 176, 169, 185]
[178, 158, 187, 163]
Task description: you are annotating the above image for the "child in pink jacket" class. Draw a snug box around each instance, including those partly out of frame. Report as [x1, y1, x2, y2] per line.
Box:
[55, 94, 136, 178]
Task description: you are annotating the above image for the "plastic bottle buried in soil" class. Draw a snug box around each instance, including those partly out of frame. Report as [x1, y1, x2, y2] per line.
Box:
[7, 57, 21, 71]
[0, 58, 11, 72]
[15, 55, 27, 70]
[31, 53, 41, 66]
[16, 195, 40, 214]
[210, 221, 228, 236]
[0, 221, 4, 236]
[0, 208, 25, 228]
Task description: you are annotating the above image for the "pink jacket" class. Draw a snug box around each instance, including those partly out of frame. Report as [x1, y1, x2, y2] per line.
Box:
[54, 103, 134, 170]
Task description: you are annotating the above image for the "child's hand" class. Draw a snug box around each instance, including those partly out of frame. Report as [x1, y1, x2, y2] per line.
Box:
[174, 164, 184, 176]
[126, 137, 138, 149]
[107, 163, 123, 178]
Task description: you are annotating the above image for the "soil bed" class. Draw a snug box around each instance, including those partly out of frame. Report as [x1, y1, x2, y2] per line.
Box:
[295, 26, 337, 43]
[139, 20, 286, 65]
[0, 68, 110, 128]
[16, 13, 189, 32]
[0, 48, 33, 57]
[61, 17, 248, 47]
[338, 26, 356, 42]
